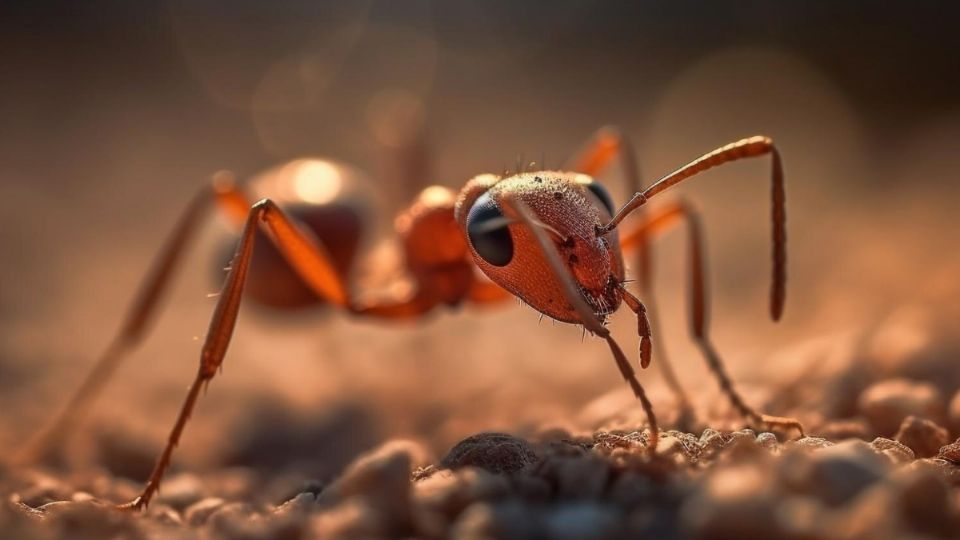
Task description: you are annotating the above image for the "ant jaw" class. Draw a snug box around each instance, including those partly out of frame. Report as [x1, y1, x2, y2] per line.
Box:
[577, 283, 618, 326]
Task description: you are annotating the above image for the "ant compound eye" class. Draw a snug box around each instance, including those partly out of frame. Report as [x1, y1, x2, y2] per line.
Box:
[586, 182, 616, 215]
[466, 192, 514, 267]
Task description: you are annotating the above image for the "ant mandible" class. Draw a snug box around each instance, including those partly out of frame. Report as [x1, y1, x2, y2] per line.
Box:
[19, 129, 803, 510]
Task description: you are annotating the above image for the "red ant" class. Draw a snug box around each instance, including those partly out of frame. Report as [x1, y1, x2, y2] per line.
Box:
[18, 129, 802, 510]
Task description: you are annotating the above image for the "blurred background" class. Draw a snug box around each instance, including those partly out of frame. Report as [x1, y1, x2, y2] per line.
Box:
[1, 1, 958, 481]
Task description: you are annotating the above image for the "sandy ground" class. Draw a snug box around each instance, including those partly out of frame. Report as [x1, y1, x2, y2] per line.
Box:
[2, 317, 960, 539]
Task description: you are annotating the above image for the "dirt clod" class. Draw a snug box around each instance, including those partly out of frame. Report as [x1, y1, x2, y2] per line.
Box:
[891, 467, 958, 537]
[894, 415, 951, 458]
[319, 440, 422, 533]
[937, 439, 960, 464]
[184, 497, 226, 527]
[859, 378, 947, 435]
[440, 433, 538, 474]
[798, 440, 888, 505]
[870, 437, 916, 464]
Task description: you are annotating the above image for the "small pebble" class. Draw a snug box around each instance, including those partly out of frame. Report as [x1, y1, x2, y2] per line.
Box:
[320, 439, 426, 533]
[554, 454, 610, 499]
[13, 473, 73, 508]
[659, 431, 699, 458]
[818, 418, 872, 441]
[275, 491, 316, 515]
[799, 440, 888, 505]
[913, 458, 960, 486]
[454, 468, 513, 502]
[652, 435, 686, 463]
[790, 437, 834, 450]
[414, 467, 510, 523]
[756, 432, 779, 451]
[829, 480, 899, 539]
[309, 498, 384, 539]
[147, 504, 184, 527]
[681, 463, 778, 539]
[510, 472, 552, 502]
[42, 499, 139, 538]
[206, 502, 259, 536]
[450, 500, 544, 540]
[721, 433, 767, 463]
[606, 471, 655, 508]
[774, 496, 826, 539]
[697, 428, 727, 461]
[184, 497, 226, 527]
[890, 467, 955, 538]
[869, 437, 915, 464]
[894, 415, 950, 458]
[936, 439, 960, 464]
[156, 472, 206, 511]
[208, 467, 260, 502]
[699, 428, 723, 446]
[451, 501, 541, 540]
[697, 428, 718, 441]
[70, 491, 96, 502]
[858, 378, 946, 435]
[544, 502, 620, 540]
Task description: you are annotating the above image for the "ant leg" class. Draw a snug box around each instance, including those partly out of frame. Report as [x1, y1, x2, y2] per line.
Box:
[567, 127, 693, 428]
[251, 200, 349, 307]
[500, 195, 659, 453]
[601, 136, 787, 321]
[566, 126, 641, 193]
[619, 289, 653, 369]
[118, 201, 259, 510]
[622, 207, 692, 420]
[567, 126, 656, 293]
[14, 173, 253, 465]
[626, 199, 802, 436]
[120, 198, 351, 510]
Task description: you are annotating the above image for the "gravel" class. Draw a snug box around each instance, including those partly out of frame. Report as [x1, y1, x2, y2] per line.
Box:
[4, 418, 960, 540]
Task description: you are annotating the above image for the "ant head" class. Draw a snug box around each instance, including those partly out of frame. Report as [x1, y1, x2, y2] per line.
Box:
[457, 171, 625, 323]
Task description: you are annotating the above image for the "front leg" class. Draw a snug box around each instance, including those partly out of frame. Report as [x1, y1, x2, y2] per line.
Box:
[623, 199, 803, 437]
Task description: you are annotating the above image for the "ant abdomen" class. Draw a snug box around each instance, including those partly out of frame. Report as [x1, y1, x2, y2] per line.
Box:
[216, 158, 376, 310]
[226, 203, 365, 309]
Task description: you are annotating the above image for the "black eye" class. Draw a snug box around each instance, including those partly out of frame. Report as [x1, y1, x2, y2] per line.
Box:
[586, 182, 616, 215]
[466, 192, 514, 267]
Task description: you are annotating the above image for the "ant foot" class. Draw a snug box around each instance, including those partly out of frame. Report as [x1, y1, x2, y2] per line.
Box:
[116, 497, 146, 512]
[757, 413, 805, 438]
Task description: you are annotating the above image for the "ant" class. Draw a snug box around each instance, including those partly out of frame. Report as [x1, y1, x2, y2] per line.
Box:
[18, 128, 803, 510]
